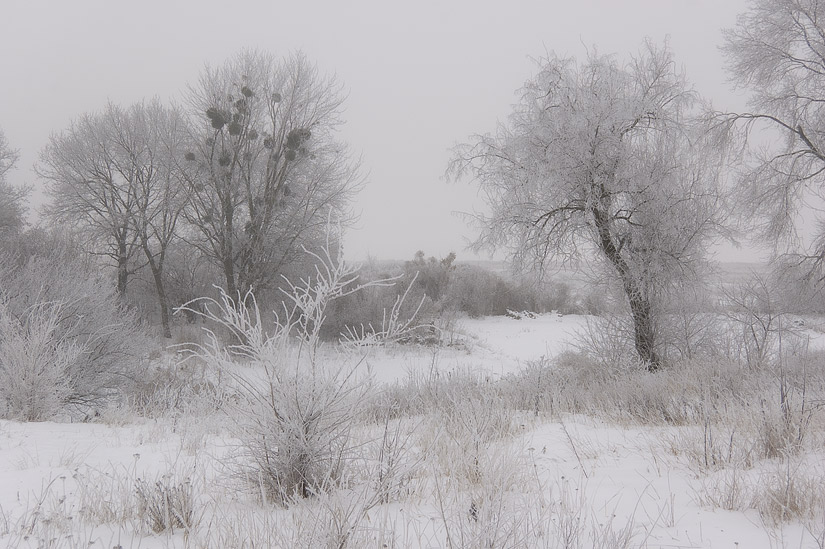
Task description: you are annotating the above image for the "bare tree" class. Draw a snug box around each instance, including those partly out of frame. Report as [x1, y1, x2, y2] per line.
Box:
[110, 101, 187, 338]
[720, 0, 825, 268]
[40, 102, 186, 337]
[181, 49, 362, 300]
[0, 128, 27, 236]
[449, 42, 729, 370]
[39, 105, 143, 295]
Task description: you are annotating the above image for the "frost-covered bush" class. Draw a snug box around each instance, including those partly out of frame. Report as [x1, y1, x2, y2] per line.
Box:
[241, 362, 366, 502]
[0, 301, 80, 420]
[0, 251, 149, 419]
[181, 238, 396, 504]
[128, 361, 225, 418]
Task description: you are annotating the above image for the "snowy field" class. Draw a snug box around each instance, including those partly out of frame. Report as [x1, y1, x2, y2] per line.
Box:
[361, 314, 591, 384]
[1, 313, 824, 548]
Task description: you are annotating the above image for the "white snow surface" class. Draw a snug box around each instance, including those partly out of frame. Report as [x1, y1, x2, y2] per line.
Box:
[362, 313, 591, 384]
[1, 313, 823, 548]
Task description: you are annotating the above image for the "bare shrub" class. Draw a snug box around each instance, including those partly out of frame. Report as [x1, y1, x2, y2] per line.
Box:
[406, 372, 520, 492]
[657, 283, 726, 362]
[721, 274, 787, 368]
[574, 315, 640, 372]
[443, 265, 527, 318]
[806, 506, 825, 549]
[238, 362, 367, 503]
[340, 272, 429, 348]
[0, 252, 149, 419]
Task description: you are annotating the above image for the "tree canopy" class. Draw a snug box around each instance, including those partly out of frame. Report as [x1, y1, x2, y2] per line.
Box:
[722, 0, 825, 266]
[450, 42, 729, 368]
[181, 50, 362, 299]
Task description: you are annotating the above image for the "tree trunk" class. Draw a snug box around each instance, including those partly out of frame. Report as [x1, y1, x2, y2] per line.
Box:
[592, 206, 661, 371]
[219, 202, 250, 345]
[140, 239, 172, 339]
[237, 237, 261, 305]
[149, 258, 172, 339]
[223, 252, 237, 298]
[222, 201, 238, 298]
[116, 240, 128, 297]
[152, 267, 172, 339]
[626, 287, 661, 370]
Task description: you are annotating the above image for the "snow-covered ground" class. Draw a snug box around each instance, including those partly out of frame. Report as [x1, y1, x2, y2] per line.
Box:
[360, 313, 591, 384]
[1, 313, 824, 548]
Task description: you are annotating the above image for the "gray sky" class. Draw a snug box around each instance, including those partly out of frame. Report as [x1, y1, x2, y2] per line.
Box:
[0, 0, 756, 262]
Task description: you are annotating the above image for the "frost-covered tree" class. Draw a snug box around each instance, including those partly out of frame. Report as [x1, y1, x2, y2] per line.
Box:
[181, 49, 362, 299]
[720, 0, 825, 269]
[0, 128, 27, 236]
[449, 42, 729, 370]
[40, 104, 144, 295]
[39, 101, 186, 338]
[113, 101, 187, 338]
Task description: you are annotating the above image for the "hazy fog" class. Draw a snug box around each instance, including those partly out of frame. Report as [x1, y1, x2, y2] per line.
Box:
[0, 0, 755, 260]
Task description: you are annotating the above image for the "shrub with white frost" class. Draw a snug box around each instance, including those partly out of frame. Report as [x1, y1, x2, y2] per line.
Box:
[0, 301, 80, 420]
[180, 233, 411, 504]
[0, 252, 149, 420]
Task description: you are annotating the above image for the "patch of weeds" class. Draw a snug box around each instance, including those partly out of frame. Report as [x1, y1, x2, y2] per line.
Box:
[135, 475, 196, 533]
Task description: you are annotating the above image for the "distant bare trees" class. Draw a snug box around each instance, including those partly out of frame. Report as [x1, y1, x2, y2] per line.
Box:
[450, 42, 730, 369]
[39, 49, 362, 336]
[0, 128, 27, 236]
[40, 103, 144, 295]
[122, 102, 188, 338]
[181, 50, 362, 299]
[39, 101, 186, 337]
[721, 0, 825, 269]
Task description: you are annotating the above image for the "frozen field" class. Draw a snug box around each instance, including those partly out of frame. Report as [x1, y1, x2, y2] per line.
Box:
[361, 313, 591, 383]
[1, 313, 824, 548]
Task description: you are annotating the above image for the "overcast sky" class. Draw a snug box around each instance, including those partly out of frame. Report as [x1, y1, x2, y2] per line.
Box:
[0, 0, 757, 262]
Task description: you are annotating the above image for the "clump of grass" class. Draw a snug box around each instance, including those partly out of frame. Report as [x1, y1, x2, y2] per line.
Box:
[694, 458, 825, 540]
[694, 468, 753, 511]
[135, 475, 196, 533]
[128, 359, 228, 419]
[754, 461, 825, 528]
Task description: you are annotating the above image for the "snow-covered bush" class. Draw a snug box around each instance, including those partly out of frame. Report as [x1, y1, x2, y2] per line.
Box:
[0, 252, 149, 419]
[180, 236, 403, 505]
[0, 301, 80, 421]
